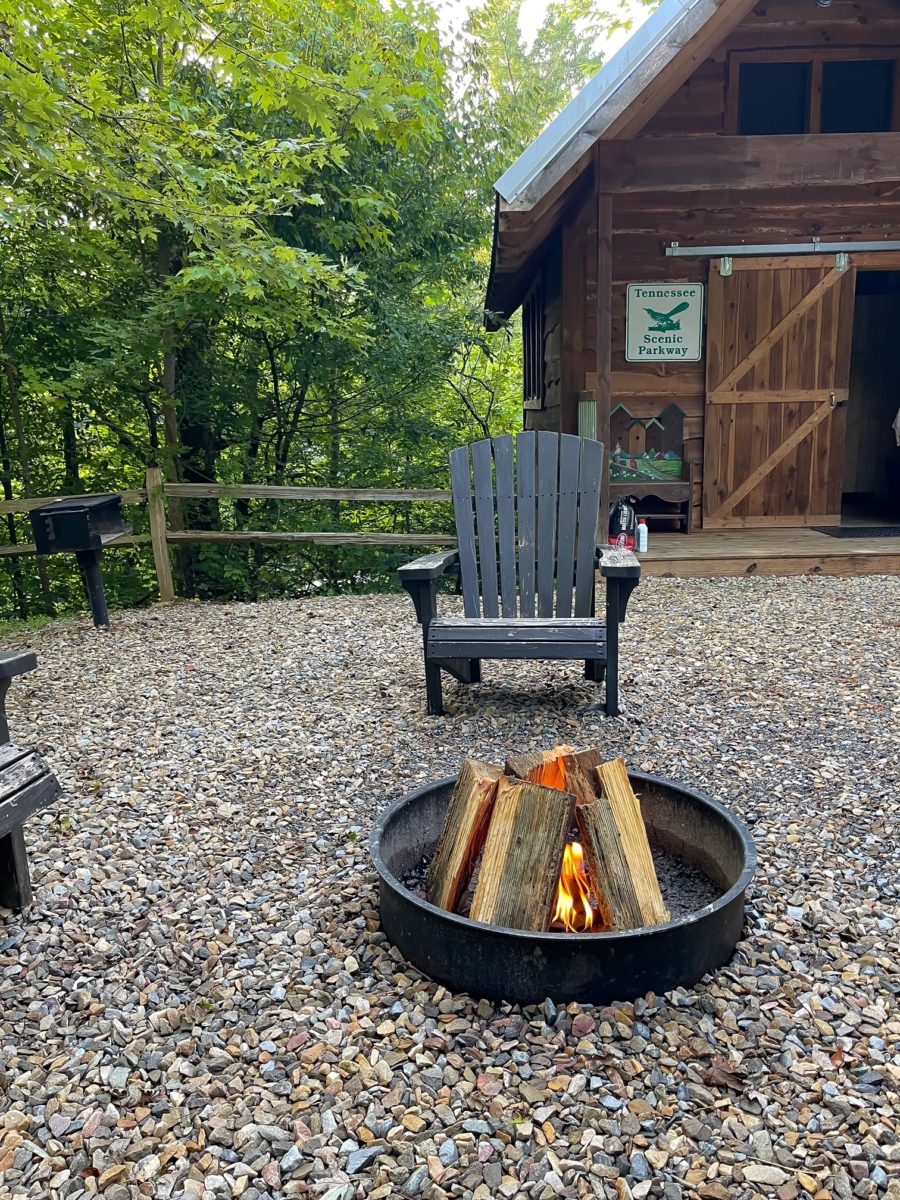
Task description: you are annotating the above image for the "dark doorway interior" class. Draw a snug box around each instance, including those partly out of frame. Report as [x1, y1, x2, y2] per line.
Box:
[843, 271, 900, 522]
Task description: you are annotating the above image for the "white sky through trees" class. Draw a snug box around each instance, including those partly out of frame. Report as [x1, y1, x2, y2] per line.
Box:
[437, 0, 650, 51]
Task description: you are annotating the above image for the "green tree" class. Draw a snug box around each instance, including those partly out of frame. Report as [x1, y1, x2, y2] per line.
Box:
[0, 0, 640, 612]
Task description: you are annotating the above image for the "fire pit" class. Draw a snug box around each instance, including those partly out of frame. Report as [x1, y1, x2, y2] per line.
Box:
[371, 770, 755, 1005]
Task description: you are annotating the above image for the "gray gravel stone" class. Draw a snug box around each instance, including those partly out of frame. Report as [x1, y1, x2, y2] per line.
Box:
[438, 1139, 459, 1166]
[2, 582, 898, 1200]
[346, 1145, 383, 1174]
[404, 1165, 429, 1195]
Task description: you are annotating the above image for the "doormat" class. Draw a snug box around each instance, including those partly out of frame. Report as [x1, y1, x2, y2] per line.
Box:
[812, 526, 900, 539]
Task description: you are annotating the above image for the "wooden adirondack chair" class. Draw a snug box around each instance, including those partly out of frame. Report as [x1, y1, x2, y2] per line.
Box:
[399, 431, 640, 717]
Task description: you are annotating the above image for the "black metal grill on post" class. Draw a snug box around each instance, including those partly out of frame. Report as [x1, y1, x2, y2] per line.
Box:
[29, 495, 131, 627]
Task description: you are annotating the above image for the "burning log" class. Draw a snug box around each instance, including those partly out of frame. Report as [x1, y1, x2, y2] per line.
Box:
[509, 746, 619, 929]
[577, 758, 670, 930]
[427, 759, 502, 912]
[559, 750, 616, 928]
[469, 778, 575, 932]
[504, 746, 573, 784]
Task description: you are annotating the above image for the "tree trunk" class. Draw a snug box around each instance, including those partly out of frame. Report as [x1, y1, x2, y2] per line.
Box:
[155, 225, 193, 594]
[60, 402, 82, 493]
[0, 311, 53, 615]
[177, 329, 220, 531]
[0, 406, 29, 620]
[328, 391, 341, 526]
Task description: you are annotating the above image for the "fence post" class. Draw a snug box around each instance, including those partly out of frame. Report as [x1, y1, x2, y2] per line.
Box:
[146, 467, 175, 603]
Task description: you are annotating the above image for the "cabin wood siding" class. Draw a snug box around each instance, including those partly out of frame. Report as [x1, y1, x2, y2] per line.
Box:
[505, 0, 900, 528]
[524, 238, 563, 432]
[604, 0, 900, 527]
[561, 190, 599, 435]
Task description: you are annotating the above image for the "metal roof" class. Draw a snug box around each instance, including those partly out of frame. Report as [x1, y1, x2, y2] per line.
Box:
[494, 0, 707, 206]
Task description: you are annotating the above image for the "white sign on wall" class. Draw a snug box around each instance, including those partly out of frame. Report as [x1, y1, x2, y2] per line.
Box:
[626, 283, 704, 362]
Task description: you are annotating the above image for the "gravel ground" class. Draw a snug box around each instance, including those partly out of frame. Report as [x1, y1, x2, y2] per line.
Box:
[1, 576, 899, 1200]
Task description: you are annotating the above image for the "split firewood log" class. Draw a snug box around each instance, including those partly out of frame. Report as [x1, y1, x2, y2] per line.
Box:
[427, 759, 502, 912]
[578, 757, 670, 930]
[469, 778, 575, 931]
[505, 745, 574, 789]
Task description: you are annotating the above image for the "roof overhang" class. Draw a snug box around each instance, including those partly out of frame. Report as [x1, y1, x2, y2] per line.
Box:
[486, 0, 759, 322]
[495, 0, 711, 208]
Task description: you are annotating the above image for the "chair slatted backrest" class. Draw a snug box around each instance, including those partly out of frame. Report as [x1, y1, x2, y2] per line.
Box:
[448, 431, 604, 619]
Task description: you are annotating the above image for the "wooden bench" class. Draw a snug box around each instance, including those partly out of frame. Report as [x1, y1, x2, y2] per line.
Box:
[0, 652, 60, 911]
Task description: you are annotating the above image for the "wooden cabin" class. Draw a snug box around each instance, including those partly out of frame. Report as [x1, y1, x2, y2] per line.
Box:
[488, 0, 900, 538]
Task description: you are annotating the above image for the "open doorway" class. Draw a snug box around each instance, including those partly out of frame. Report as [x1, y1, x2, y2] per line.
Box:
[843, 271, 900, 523]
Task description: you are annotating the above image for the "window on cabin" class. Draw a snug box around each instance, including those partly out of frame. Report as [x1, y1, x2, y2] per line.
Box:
[738, 62, 811, 135]
[522, 277, 545, 410]
[821, 60, 894, 133]
[735, 55, 897, 135]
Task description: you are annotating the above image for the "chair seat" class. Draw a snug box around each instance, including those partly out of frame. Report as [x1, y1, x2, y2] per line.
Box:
[428, 617, 606, 660]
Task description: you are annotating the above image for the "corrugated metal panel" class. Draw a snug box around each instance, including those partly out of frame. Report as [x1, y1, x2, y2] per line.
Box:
[494, 0, 705, 205]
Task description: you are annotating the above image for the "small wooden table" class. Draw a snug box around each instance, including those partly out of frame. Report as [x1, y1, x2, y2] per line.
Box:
[610, 480, 694, 534]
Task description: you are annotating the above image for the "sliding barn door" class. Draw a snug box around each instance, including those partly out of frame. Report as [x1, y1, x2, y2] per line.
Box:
[703, 257, 856, 528]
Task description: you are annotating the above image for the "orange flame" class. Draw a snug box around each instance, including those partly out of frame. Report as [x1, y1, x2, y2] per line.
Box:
[553, 841, 595, 932]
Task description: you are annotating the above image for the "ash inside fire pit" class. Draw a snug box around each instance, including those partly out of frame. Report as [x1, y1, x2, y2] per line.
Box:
[402, 843, 722, 924]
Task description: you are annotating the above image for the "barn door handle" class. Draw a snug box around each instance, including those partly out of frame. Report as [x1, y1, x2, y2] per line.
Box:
[829, 392, 847, 410]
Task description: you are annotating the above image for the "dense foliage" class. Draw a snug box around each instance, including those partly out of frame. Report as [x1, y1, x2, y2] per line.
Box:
[0, 0, 645, 615]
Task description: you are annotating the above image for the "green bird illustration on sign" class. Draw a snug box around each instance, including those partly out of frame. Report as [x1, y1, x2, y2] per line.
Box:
[644, 300, 690, 332]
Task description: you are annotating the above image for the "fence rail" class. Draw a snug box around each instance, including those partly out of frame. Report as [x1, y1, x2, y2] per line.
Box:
[0, 469, 456, 601]
[163, 482, 453, 503]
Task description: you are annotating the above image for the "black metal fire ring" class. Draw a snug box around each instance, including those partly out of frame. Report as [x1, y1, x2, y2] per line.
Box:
[370, 770, 757, 1006]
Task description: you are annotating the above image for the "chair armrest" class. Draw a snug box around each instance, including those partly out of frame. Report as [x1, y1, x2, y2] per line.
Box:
[398, 552, 459, 628]
[596, 547, 641, 579]
[397, 551, 460, 582]
[0, 651, 37, 746]
[0, 651, 37, 680]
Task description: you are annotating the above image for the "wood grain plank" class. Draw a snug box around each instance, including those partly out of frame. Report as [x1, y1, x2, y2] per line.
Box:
[165, 530, 456, 547]
[0, 774, 60, 838]
[471, 439, 499, 619]
[595, 134, 900, 193]
[516, 431, 537, 618]
[163, 483, 452, 502]
[0, 490, 146, 515]
[536, 432, 559, 618]
[709, 389, 849, 405]
[596, 189, 613, 527]
[450, 446, 480, 618]
[574, 438, 604, 617]
[555, 434, 581, 617]
[493, 436, 518, 618]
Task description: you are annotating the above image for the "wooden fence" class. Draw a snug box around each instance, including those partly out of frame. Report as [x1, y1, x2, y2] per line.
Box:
[0, 467, 456, 603]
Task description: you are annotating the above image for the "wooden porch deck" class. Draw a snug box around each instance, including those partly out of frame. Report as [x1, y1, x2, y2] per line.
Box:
[641, 528, 900, 578]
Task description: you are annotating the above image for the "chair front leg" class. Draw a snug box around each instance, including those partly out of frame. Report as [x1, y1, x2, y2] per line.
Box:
[604, 579, 622, 716]
[401, 577, 444, 715]
[0, 826, 32, 910]
[425, 662, 444, 716]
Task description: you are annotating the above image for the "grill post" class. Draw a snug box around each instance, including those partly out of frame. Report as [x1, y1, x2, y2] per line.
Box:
[75, 549, 110, 628]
